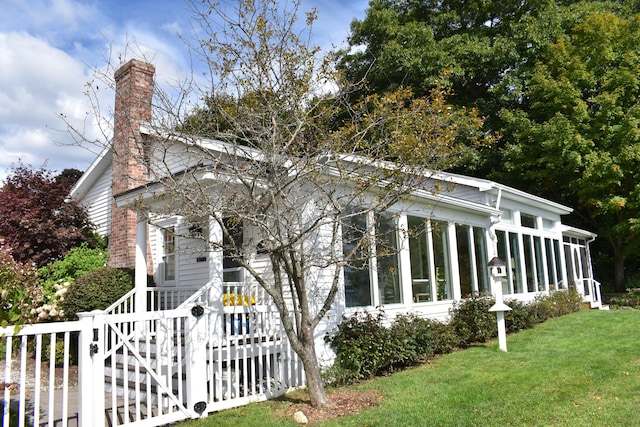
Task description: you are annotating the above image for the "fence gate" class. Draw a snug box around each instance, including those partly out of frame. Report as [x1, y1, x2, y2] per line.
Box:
[2, 302, 305, 426]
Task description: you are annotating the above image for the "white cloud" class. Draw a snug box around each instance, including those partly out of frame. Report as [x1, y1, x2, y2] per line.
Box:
[0, 32, 98, 176]
[0, 0, 368, 183]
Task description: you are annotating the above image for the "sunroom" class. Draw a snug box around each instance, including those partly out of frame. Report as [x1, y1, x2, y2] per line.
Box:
[335, 174, 601, 320]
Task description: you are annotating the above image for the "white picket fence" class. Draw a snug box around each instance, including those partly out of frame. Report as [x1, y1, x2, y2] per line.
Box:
[1, 285, 305, 426]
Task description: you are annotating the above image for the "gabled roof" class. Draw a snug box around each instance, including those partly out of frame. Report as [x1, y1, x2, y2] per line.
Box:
[74, 125, 572, 221]
[68, 145, 112, 201]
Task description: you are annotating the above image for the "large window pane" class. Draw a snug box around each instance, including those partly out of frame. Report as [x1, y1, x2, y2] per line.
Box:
[473, 227, 489, 294]
[534, 236, 546, 291]
[376, 214, 401, 304]
[496, 230, 512, 295]
[509, 232, 523, 293]
[163, 226, 175, 281]
[523, 235, 536, 292]
[342, 213, 372, 307]
[456, 225, 473, 297]
[554, 240, 564, 289]
[545, 238, 557, 290]
[433, 221, 452, 300]
[408, 216, 433, 302]
[223, 218, 244, 282]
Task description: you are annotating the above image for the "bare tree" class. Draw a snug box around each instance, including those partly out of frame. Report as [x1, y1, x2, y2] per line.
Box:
[71, 0, 490, 408]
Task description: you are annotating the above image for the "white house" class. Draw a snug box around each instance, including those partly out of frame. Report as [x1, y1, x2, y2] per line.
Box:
[71, 59, 601, 311]
[63, 59, 604, 423]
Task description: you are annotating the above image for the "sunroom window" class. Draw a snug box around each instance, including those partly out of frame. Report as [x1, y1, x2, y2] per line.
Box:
[407, 217, 453, 302]
[456, 224, 490, 297]
[342, 212, 401, 308]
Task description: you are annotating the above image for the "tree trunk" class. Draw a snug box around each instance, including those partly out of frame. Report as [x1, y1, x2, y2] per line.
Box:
[613, 253, 626, 293]
[297, 326, 329, 408]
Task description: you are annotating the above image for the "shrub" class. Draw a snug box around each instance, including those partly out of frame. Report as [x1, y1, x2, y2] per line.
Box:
[504, 298, 535, 333]
[324, 311, 392, 384]
[449, 295, 497, 346]
[37, 243, 107, 295]
[611, 288, 640, 309]
[532, 289, 583, 322]
[0, 244, 41, 327]
[324, 311, 459, 386]
[35, 244, 107, 321]
[61, 267, 134, 319]
[390, 313, 460, 361]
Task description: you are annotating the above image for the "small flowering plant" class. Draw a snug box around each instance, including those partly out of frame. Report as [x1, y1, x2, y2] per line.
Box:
[0, 243, 42, 327]
[32, 280, 70, 321]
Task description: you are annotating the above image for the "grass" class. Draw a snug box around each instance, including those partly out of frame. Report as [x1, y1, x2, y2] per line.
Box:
[179, 310, 640, 426]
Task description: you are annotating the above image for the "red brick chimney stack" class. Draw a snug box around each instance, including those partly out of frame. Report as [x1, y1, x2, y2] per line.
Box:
[109, 59, 155, 268]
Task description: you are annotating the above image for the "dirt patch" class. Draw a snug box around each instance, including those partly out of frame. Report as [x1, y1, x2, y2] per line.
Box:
[273, 388, 383, 424]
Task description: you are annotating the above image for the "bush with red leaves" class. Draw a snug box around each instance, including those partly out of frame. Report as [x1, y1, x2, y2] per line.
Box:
[0, 164, 97, 267]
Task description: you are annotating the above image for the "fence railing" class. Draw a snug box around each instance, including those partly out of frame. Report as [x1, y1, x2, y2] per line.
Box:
[1, 320, 83, 427]
[1, 293, 305, 427]
[105, 281, 272, 315]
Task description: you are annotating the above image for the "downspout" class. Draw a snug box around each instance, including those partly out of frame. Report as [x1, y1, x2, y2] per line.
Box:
[489, 186, 503, 257]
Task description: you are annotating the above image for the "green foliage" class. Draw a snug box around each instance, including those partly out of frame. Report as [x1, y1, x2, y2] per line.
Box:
[0, 244, 41, 327]
[324, 311, 459, 385]
[40, 335, 78, 367]
[449, 295, 498, 346]
[326, 290, 584, 386]
[531, 289, 584, 322]
[60, 267, 133, 319]
[503, 298, 536, 333]
[33, 243, 107, 321]
[324, 311, 392, 384]
[37, 243, 107, 294]
[610, 288, 640, 309]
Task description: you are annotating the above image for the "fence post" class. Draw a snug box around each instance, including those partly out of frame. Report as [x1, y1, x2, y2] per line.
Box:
[185, 304, 208, 418]
[77, 310, 105, 427]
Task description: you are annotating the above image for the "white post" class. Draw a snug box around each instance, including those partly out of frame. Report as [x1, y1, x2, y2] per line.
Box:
[77, 311, 106, 427]
[488, 257, 511, 352]
[494, 274, 508, 352]
[495, 311, 507, 352]
[185, 305, 208, 417]
[135, 213, 148, 315]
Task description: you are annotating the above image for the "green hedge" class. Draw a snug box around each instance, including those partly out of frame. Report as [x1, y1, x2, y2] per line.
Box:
[325, 289, 583, 385]
[61, 267, 134, 320]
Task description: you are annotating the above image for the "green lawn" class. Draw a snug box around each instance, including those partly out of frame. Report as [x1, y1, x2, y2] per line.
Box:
[180, 310, 640, 426]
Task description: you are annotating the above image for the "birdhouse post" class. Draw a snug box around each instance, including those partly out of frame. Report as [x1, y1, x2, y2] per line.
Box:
[487, 257, 511, 352]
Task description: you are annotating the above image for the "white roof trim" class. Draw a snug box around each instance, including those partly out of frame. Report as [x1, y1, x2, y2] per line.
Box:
[68, 145, 112, 201]
[561, 225, 597, 240]
[123, 126, 572, 217]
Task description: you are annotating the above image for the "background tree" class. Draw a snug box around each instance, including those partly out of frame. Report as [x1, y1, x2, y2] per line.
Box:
[341, 0, 640, 290]
[78, 0, 491, 407]
[499, 11, 640, 291]
[0, 164, 98, 267]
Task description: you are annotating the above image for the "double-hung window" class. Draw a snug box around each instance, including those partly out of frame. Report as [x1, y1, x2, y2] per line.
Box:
[162, 226, 176, 282]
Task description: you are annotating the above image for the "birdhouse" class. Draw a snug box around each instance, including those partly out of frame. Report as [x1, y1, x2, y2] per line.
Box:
[487, 256, 507, 278]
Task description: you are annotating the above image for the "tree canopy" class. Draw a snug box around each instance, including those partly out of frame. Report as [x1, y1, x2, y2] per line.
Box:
[75, 0, 492, 408]
[500, 11, 640, 290]
[339, 0, 640, 290]
[0, 164, 97, 267]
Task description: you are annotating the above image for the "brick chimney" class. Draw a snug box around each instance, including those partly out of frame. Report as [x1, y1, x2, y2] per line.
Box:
[109, 59, 155, 268]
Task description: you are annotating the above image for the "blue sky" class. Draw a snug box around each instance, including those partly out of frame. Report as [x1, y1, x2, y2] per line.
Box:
[0, 0, 368, 181]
